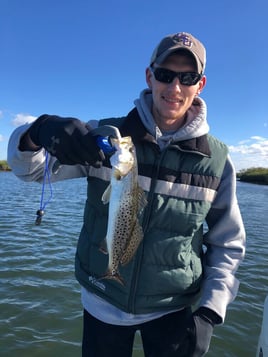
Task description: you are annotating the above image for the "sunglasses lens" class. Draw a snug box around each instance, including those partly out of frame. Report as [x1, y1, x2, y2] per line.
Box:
[180, 72, 201, 85]
[152, 68, 201, 86]
[153, 68, 175, 83]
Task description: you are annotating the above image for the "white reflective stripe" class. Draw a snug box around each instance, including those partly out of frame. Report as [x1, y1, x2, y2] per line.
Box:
[155, 179, 217, 202]
[88, 166, 112, 182]
[88, 169, 216, 202]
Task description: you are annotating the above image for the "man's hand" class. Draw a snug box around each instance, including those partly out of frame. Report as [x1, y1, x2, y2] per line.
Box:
[20, 114, 105, 167]
[177, 307, 219, 357]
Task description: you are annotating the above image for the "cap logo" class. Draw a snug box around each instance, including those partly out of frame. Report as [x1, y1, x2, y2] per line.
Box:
[173, 33, 192, 47]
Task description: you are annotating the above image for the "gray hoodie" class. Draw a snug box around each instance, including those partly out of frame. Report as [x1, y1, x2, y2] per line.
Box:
[135, 89, 209, 148]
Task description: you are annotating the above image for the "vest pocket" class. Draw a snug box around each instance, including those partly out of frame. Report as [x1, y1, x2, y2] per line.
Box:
[77, 201, 108, 277]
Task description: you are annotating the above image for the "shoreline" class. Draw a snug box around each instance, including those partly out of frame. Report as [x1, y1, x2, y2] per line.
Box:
[0, 160, 11, 172]
[1, 161, 267, 185]
[238, 179, 268, 186]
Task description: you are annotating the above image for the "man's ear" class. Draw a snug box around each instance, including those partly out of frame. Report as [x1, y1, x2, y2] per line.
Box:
[145, 67, 153, 89]
[197, 75, 207, 94]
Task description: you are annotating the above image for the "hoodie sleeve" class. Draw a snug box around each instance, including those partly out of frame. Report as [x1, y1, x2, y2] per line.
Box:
[199, 155, 246, 323]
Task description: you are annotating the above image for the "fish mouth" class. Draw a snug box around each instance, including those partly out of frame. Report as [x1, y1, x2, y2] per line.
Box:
[113, 164, 133, 178]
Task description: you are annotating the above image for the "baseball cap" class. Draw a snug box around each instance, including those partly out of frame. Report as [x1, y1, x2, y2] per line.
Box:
[150, 32, 206, 75]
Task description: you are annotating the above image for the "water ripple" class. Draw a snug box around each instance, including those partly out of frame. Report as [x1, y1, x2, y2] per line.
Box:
[1, 174, 268, 356]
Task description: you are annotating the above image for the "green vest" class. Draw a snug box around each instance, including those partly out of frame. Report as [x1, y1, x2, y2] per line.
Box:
[75, 109, 228, 314]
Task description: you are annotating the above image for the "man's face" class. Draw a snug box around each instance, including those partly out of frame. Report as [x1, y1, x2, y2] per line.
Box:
[146, 52, 206, 131]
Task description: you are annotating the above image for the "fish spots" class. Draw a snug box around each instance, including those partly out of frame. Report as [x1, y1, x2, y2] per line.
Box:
[100, 136, 147, 285]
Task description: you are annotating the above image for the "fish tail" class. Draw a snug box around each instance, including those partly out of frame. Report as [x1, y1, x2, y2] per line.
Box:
[101, 271, 125, 286]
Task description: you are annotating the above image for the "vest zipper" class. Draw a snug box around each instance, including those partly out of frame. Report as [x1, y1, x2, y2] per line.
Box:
[127, 142, 209, 312]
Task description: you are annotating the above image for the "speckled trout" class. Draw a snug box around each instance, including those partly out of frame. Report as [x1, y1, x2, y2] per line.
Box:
[101, 136, 147, 285]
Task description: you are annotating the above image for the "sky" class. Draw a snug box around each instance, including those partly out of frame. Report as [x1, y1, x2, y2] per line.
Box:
[1, 0, 267, 171]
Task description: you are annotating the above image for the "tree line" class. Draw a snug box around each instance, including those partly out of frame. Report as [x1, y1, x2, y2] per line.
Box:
[237, 167, 268, 185]
[0, 160, 11, 171]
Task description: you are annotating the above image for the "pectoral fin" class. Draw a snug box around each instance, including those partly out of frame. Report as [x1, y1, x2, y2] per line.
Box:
[99, 237, 108, 254]
[102, 184, 112, 204]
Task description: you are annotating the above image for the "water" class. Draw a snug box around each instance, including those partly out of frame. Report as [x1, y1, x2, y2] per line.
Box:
[0, 172, 268, 357]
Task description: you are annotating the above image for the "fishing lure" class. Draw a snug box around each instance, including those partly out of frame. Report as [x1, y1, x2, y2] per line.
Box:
[35, 151, 53, 225]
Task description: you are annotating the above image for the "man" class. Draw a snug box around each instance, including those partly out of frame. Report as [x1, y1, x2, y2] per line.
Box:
[8, 32, 246, 356]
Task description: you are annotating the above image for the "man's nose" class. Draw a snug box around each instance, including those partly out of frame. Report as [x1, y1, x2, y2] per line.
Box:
[169, 76, 182, 91]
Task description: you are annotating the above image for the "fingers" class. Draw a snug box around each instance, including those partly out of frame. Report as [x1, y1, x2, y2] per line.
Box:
[53, 127, 105, 165]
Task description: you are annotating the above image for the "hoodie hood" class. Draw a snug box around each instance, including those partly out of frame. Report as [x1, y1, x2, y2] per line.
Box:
[134, 89, 209, 149]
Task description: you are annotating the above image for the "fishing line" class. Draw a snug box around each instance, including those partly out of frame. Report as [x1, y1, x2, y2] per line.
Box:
[35, 150, 53, 225]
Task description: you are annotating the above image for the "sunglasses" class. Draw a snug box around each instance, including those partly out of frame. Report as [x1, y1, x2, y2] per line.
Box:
[150, 67, 202, 86]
